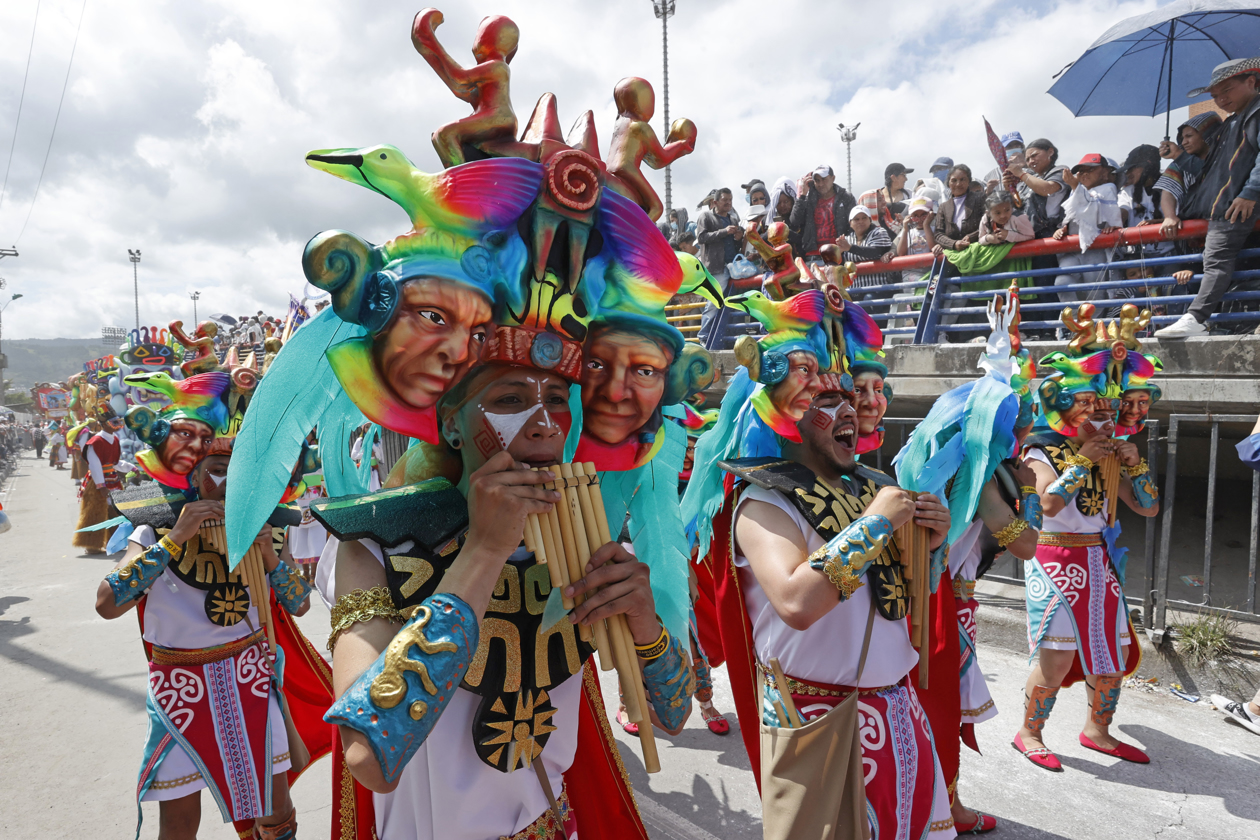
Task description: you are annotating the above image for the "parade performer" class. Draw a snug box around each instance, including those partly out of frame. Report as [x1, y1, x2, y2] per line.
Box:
[73, 409, 124, 555]
[682, 261, 957, 839]
[222, 11, 707, 838]
[1014, 302, 1161, 771]
[67, 416, 97, 482]
[95, 337, 333, 839]
[48, 420, 68, 469]
[893, 286, 1042, 833]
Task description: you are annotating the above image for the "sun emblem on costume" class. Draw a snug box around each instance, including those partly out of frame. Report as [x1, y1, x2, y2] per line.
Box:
[205, 582, 251, 626]
[1077, 487, 1105, 517]
[480, 688, 559, 771]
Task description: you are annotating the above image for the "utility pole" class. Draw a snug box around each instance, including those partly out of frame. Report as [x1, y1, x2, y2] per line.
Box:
[0, 248, 17, 261]
[652, 1, 676, 218]
[0, 284, 24, 408]
[128, 249, 141, 330]
[836, 123, 860, 193]
[190, 290, 201, 325]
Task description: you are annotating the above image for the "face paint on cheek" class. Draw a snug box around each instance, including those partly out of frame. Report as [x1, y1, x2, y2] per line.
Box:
[482, 404, 546, 451]
[207, 472, 227, 488]
[810, 404, 842, 430]
[1084, 418, 1112, 435]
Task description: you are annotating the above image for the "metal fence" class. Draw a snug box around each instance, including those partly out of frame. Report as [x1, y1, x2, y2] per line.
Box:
[1151, 414, 1260, 640]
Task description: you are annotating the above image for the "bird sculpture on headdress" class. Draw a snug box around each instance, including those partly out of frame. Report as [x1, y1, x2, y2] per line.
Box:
[726, 290, 827, 334]
[123, 370, 232, 434]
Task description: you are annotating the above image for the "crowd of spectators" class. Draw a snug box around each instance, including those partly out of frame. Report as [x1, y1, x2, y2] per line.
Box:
[661, 59, 1260, 344]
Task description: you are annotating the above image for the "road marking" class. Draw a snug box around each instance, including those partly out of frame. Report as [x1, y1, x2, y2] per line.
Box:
[635, 792, 726, 840]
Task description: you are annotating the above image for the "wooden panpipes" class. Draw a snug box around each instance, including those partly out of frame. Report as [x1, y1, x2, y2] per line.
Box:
[1098, 454, 1122, 527]
[895, 491, 931, 689]
[201, 519, 276, 650]
[520, 462, 661, 773]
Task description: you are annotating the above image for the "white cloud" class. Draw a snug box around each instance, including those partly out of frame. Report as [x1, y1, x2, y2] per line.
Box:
[0, 0, 1185, 338]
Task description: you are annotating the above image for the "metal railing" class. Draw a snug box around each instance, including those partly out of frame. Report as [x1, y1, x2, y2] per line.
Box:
[1152, 414, 1260, 638]
[700, 218, 1260, 347]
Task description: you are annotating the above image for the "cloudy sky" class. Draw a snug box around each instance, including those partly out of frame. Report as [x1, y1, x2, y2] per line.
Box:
[0, 0, 1190, 339]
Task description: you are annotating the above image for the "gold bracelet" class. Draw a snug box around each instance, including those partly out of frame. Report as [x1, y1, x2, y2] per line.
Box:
[1122, 458, 1149, 478]
[328, 586, 403, 652]
[992, 518, 1029, 548]
[1063, 453, 1094, 470]
[635, 626, 671, 660]
[158, 535, 183, 562]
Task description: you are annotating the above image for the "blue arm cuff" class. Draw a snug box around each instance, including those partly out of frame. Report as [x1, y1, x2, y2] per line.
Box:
[324, 593, 479, 784]
[268, 561, 314, 614]
[1021, 492, 1044, 530]
[106, 541, 173, 605]
[641, 632, 693, 732]
[928, 542, 949, 593]
[807, 514, 894, 601]
[1047, 464, 1089, 504]
[1130, 471, 1159, 509]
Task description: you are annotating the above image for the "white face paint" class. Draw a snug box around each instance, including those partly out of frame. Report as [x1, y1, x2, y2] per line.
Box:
[1084, 418, 1113, 435]
[207, 472, 228, 488]
[476, 375, 562, 452]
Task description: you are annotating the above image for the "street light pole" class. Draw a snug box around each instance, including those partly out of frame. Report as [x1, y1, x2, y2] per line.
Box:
[652, 1, 676, 218]
[190, 290, 201, 325]
[836, 123, 860, 193]
[0, 290, 25, 408]
[128, 249, 141, 330]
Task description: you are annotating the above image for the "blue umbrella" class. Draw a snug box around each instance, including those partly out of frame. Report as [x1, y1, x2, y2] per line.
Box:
[1048, 0, 1260, 137]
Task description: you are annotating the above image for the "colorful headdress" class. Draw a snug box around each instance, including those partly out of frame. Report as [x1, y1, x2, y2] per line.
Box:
[1036, 302, 1162, 435]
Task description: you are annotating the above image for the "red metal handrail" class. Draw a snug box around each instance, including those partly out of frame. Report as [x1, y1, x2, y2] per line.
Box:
[850, 218, 1260, 275]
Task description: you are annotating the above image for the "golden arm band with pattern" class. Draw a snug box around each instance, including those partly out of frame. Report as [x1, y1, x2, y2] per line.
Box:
[328, 586, 405, 652]
[807, 514, 894, 600]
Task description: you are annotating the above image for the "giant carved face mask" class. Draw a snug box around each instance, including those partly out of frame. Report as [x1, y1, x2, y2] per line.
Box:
[580, 326, 672, 446]
[852, 371, 888, 437]
[1117, 390, 1151, 431]
[374, 278, 493, 411]
[767, 351, 822, 422]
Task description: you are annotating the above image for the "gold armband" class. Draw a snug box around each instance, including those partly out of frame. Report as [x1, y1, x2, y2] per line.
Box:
[1122, 458, 1149, 478]
[1063, 453, 1094, 470]
[328, 586, 404, 652]
[992, 518, 1029, 548]
[158, 535, 183, 562]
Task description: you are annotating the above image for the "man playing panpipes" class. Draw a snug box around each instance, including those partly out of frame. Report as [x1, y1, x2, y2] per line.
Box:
[1014, 303, 1161, 771]
[95, 425, 314, 839]
[682, 276, 957, 839]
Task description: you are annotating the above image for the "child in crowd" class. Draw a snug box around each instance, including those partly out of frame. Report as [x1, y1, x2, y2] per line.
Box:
[1052, 154, 1123, 305]
[977, 190, 1034, 246]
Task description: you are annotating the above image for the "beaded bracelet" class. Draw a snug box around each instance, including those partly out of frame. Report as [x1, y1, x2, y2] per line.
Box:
[328, 586, 404, 652]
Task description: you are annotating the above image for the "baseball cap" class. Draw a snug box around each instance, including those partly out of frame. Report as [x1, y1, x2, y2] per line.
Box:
[813, 164, 835, 179]
[906, 196, 933, 216]
[1000, 131, 1025, 149]
[1188, 57, 1260, 97]
[1071, 153, 1106, 173]
[884, 162, 914, 178]
[849, 205, 873, 221]
[928, 156, 953, 172]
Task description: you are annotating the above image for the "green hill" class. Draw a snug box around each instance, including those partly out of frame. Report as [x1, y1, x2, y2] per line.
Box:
[3, 337, 114, 391]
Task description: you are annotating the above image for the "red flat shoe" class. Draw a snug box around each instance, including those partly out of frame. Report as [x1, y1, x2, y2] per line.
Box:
[615, 709, 639, 735]
[955, 810, 998, 835]
[1012, 732, 1062, 771]
[1079, 733, 1149, 763]
[705, 715, 731, 735]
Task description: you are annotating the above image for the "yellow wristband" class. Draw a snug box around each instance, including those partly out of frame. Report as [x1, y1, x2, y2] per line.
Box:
[158, 535, 183, 562]
[634, 626, 671, 661]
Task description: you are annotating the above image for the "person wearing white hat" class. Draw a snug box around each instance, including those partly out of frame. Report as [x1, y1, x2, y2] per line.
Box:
[1156, 57, 1260, 338]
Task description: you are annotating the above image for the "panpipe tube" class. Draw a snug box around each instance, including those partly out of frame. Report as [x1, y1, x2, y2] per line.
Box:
[534, 469, 568, 592]
[534, 511, 561, 586]
[529, 516, 549, 565]
[615, 617, 660, 772]
[571, 464, 614, 664]
[522, 516, 538, 556]
[558, 465, 594, 643]
[770, 658, 802, 728]
[549, 469, 581, 610]
[609, 613, 646, 724]
[583, 463, 616, 545]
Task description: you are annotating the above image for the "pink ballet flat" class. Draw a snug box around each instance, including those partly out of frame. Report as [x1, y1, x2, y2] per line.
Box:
[615, 709, 639, 735]
[1079, 732, 1149, 763]
[955, 809, 998, 834]
[1012, 732, 1062, 771]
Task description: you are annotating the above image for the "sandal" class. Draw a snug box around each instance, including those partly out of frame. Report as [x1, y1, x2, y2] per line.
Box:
[1079, 732, 1149, 763]
[954, 809, 998, 834]
[1012, 731, 1062, 772]
[616, 707, 639, 735]
[700, 702, 730, 735]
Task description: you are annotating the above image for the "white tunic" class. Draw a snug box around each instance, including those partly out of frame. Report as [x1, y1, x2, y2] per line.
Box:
[335, 538, 583, 840]
[948, 519, 997, 724]
[733, 485, 919, 687]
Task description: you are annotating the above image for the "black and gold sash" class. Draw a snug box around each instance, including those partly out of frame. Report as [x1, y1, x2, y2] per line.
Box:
[720, 457, 909, 621]
[1025, 433, 1109, 518]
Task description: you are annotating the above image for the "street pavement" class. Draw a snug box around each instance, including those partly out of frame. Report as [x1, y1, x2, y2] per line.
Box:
[2, 448, 1259, 839]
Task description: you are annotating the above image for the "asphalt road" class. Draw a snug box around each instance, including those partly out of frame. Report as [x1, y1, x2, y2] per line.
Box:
[2, 448, 1258, 839]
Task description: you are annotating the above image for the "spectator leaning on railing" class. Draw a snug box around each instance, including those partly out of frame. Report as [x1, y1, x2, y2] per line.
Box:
[1156, 58, 1260, 339]
[1052, 153, 1123, 307]
[932, 164, 984, 253]
[1156, 112, 1223, 234]
[839, 205, 895, 290]
[696, 187, 744, 343]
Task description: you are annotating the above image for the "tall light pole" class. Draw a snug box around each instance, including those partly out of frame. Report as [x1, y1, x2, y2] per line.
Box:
[128, 249, 141, 330]
[0, 287, 24, 408]
[836, 122, 860, 193]
[651, 0, 676, 217]
[189, 290, 201, 325]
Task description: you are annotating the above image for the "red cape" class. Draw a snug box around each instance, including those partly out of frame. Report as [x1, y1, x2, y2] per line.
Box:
[328, 660, 651, 839]
[910, 572, 962, 802]
[691, 549, 725, 669]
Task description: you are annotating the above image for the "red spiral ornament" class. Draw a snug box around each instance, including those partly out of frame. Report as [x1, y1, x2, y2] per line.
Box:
[231, 366, 259, 392]
[545, 149, 601, 211]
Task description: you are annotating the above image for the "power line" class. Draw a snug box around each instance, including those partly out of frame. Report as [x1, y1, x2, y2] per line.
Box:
[0, 0, 42, 215]
[13, 0, 88, 247]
